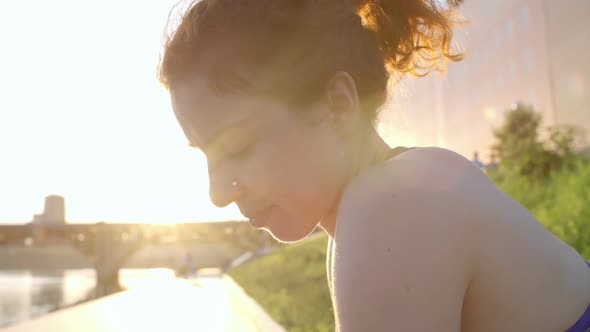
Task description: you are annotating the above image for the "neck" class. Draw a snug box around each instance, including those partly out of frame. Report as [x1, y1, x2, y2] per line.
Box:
[319, 124, 391, 238]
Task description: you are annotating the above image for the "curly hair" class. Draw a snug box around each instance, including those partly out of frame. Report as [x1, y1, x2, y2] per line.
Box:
[158, 0, 463, 121]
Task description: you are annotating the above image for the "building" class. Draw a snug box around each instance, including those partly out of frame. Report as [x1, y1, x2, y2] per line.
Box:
[33, 195, 66, 226]
[542, 1, 590, 130]
[31, 195, 66, 245]
[384, 0, 590, 160]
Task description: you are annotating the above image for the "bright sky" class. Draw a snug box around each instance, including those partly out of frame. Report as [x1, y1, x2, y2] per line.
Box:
[0, 0, 248, 223]
[0, 0, 418, 224]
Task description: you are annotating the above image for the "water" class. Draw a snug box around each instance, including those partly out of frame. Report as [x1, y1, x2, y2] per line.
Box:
[0, 268, 176, 327]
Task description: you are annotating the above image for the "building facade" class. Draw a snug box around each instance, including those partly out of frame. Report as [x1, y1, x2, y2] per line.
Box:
[382, 0, 589, 160]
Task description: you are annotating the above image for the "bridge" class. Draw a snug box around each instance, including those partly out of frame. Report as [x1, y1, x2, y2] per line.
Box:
[0, 220, 274, 297]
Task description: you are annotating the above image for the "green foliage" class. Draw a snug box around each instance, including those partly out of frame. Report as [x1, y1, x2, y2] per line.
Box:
[492, 103, 542, 158]
[546, 124, 587, 161]
[494, 159, 590, 259]
[491, 102, 586, 178]
[537, 161, 590, 257]
[491, 102, 590, 255]
[229, 235, 334, 332]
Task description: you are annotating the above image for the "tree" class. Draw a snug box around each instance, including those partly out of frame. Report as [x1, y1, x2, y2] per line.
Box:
[547, 124, 587, 161]
[491, 102, 586, 178]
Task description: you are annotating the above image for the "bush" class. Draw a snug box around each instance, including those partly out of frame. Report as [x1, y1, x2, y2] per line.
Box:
[532, 160, 590, 257]
[491, 102, 586, 178]
[494, 159, 590, 258]
[490, 102, 590, 256]
[229, 235, 334, 332]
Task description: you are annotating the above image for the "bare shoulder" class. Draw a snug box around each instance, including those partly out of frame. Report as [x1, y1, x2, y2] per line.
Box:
[389, 146, 487, 188]
[331, 147, 590, 331]
[331, 147, 487, 330]
[335, 147, 486, 258]
[337, 147, 491, 223]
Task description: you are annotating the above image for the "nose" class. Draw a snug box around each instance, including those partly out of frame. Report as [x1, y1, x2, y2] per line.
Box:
[208, 166, 242, 208]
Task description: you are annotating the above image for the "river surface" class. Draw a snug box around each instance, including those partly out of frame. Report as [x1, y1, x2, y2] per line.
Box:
[0, 268, 176, 327]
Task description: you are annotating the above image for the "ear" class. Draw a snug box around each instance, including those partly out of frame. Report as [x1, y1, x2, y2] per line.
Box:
[324, 71, 361, 137]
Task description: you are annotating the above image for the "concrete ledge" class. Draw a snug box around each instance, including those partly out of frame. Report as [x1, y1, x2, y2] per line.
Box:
[1, 276, 286, 332]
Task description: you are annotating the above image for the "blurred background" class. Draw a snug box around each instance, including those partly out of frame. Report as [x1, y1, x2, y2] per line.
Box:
[383, 0, 589, 159]
[0, 0, 588, 331]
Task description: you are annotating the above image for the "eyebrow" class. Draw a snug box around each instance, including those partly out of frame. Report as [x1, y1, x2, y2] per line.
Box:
[189, 117, 251, 152]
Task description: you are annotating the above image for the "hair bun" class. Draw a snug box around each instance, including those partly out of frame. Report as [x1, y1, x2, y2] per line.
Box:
[347, 0, 463, 79]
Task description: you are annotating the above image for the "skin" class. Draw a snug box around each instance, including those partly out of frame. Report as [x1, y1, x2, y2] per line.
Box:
[170, 72, 390, 242]
[331, 148, 590, 331]
[170, 71, 590, 331]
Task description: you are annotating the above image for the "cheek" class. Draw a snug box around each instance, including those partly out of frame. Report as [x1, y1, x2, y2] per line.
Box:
[253, 130, 310, 181]
[258, 149, 310, 193]
[265, 141, 336, 212]
[243, 139, 310, 205]
[248, 120, 341, 214]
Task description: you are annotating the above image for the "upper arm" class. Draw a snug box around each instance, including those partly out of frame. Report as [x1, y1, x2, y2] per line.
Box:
[332, 148, 480, 331]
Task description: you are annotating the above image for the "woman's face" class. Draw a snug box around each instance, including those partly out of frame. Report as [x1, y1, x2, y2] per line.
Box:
[170, 76, 350, 242]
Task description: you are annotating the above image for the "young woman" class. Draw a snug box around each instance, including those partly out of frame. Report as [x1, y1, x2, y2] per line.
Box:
[158, 0, 590, 330]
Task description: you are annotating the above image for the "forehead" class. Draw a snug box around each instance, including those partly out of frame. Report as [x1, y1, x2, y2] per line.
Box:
[170, 76, 264, 148]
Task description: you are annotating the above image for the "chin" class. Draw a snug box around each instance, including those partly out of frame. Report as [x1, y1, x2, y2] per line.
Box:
[264, 217, 318, 244]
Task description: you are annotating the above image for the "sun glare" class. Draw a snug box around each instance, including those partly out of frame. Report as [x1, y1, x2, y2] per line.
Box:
[0, 0, 243, 224]
[0, 0, 430, 224]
